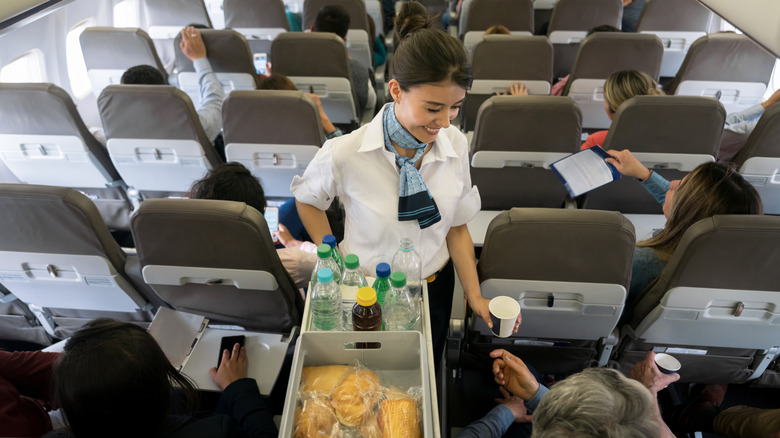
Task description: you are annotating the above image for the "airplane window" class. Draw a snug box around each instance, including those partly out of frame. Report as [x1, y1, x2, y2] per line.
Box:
[114, 0, 140, 28]
[203, 0, 225, 29]
[66, 18, 95, 99]
[0, 49, 46, 82]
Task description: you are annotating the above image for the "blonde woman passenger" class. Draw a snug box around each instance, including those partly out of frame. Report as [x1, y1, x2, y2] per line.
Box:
[581, 70, 664, 150]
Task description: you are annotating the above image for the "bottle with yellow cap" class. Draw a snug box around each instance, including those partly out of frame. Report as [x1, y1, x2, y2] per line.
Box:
[352, 286, 382, 332]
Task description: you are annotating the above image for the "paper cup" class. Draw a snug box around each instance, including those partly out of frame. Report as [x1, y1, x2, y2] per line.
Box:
[654, 353, 681, 374]
[489, 296, 521, 338]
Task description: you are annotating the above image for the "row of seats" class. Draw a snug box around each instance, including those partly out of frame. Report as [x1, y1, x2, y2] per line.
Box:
[450, 208, 780, 385]
[0, 183, 302, 342]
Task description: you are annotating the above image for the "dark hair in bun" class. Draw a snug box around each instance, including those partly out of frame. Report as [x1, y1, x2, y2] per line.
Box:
[390, 2, 471, 90]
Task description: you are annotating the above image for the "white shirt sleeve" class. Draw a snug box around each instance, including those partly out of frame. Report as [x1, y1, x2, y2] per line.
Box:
[290, 140, 339, 211]
[193, 57, 225, 142]
[724, 104, 764, 135]
[451, 136, 481, 227]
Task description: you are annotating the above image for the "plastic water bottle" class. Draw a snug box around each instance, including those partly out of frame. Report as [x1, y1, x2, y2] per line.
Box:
[391, 238, 422, 299]
[310, 244, 341, 288]
[340, 254, 368, 328]
[383, 272, 420, 331]
[311, 268, 342, 331]
[372, 262, 391, 307]
[322, 234, 345, 273]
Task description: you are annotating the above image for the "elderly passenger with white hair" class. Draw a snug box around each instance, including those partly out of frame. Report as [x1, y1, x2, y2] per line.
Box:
[457, 350, 678, 438]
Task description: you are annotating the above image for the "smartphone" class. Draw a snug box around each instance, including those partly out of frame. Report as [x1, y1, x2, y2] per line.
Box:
[217, 335, 246, 368]
[264, 206, 279, 235]
[253, 53, 267, 76]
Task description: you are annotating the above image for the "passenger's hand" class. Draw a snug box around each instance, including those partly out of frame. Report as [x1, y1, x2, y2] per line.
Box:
[180, 26, 207, 61]
[209, 343, 248, 390]
[605, 149, 652, 181]
[495, 386, 532, 423]
[490, 349, 540, 401]
[629, 351, 680, 395]
[307, 93, 337, 134]
[276, 223, 303, 249]
[509, 82, 528, 96]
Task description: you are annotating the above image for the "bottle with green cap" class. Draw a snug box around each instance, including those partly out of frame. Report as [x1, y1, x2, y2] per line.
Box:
[383, 272, 420, 331]
[352, 286, 382, 332]
[322, 234, 345, 273]
[311, 268, 342, 331]
[310, 244, 341, 289]
[340, 253, 368, 328]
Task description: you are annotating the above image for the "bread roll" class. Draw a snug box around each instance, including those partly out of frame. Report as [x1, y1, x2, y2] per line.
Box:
[294, 399, 339, 438]
[331, 369, 382, 427]
[301, 365, 353, 396]
[379, 399, 420, 438]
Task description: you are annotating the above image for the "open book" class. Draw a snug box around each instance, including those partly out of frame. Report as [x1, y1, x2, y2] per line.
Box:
[550, 146, 621, 198]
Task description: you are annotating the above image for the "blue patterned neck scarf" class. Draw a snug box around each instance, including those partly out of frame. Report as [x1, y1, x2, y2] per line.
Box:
[382, 102, 441, 229]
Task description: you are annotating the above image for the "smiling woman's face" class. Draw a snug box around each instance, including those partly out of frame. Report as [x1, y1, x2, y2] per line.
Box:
[388, 79, 466, 144]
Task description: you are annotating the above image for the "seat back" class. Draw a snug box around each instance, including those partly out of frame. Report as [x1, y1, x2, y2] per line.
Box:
[584, 95, 725, 213]
[547, 0, 623, 79]
[473, 208, 635, 374]
[0, 83, 132, 229]
[621, 215, 780, 383]
[224, 0, 289, 59]
[302, 0, 372, 69]
[98, 85, 221, 193]
[142, 0, 212, 40]
[733, 104, 780, 215]
[463, 35, 553, 132]
[80, 27, 166, 98]
[458, 0, 533, 55]
[131, 198, 304, 333]
[222, 90, 325, 198]
[471, 96, 581, 209]
[272, 32, 359, 125]
[635, 0, 714, 77]
[668, 33, 776, 114]
[173, 29, 257, 106]
[0, 184, 154, 337]
[563, 32, 664, 129]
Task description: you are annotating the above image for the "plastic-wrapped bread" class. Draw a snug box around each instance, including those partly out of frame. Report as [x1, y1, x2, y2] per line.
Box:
[301, 365, 354, 396]
[379, 399, 420, 438]
[331, 369, 382, 427]
[294, 399, 339, 438]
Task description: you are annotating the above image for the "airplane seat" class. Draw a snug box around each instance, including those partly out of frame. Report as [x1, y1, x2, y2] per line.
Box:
[223, 0, 289, 58]
[303, 0, 373, 72]
[0, 184, 157, 340]
[271, 32, 360, 127]
[0, 83, 134, 231]
[470, 95, 582, 210]
[458, 0, 534, 57]
[635, 0, 715, 78]
[617, 215, 780, 383]
[462, 35, 553, 133]
[173, 29, 257, 106]
[130, 198, 304, 333]
[583, 95, 726, 213]
[451, 208, 635, 375]
[666, 33, 776, 115]
[562, 32, 664, 130]
[80, 27, 167, 98]
[731, 103, 780, 215]
[222, 90, 325, 198]
[141, 0, 213, 71]
[546, 0, 623, 81]
[97, 84, 222, 197]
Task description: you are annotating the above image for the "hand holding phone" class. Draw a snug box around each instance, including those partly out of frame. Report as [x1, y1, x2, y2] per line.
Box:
[264, 206, 279, 237]
[217, 335, 246, 369]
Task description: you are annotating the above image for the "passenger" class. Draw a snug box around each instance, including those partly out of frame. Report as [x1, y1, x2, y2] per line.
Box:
[605, 150, 763, 297]
[0, 350, 60, 437]
[367, 15, 387, 67]
[258, 73, 343, 140]
[311, 5, 371, 119]
[120, 26, 225, 144]
[719, 88, 780, 162]
[457, 349, 678, 437]
[621, 0, 646, 33]
[44, 318, 277, 438]
[673, 383, 780, 437]
[291, 1, 520, 366]
[484, 24, 510, 35]
[581, 69, 664, 150]
[188, 162, 317, 290]
[550, 24, 620, 96]
[479, 26, 527, 96]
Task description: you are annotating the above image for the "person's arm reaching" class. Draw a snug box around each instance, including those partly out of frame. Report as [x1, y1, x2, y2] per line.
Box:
[629, 351, 680, 438]
[606, 149, 670, 204]
[296, 200, 332, 245]
[180, 26, 225, 142]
